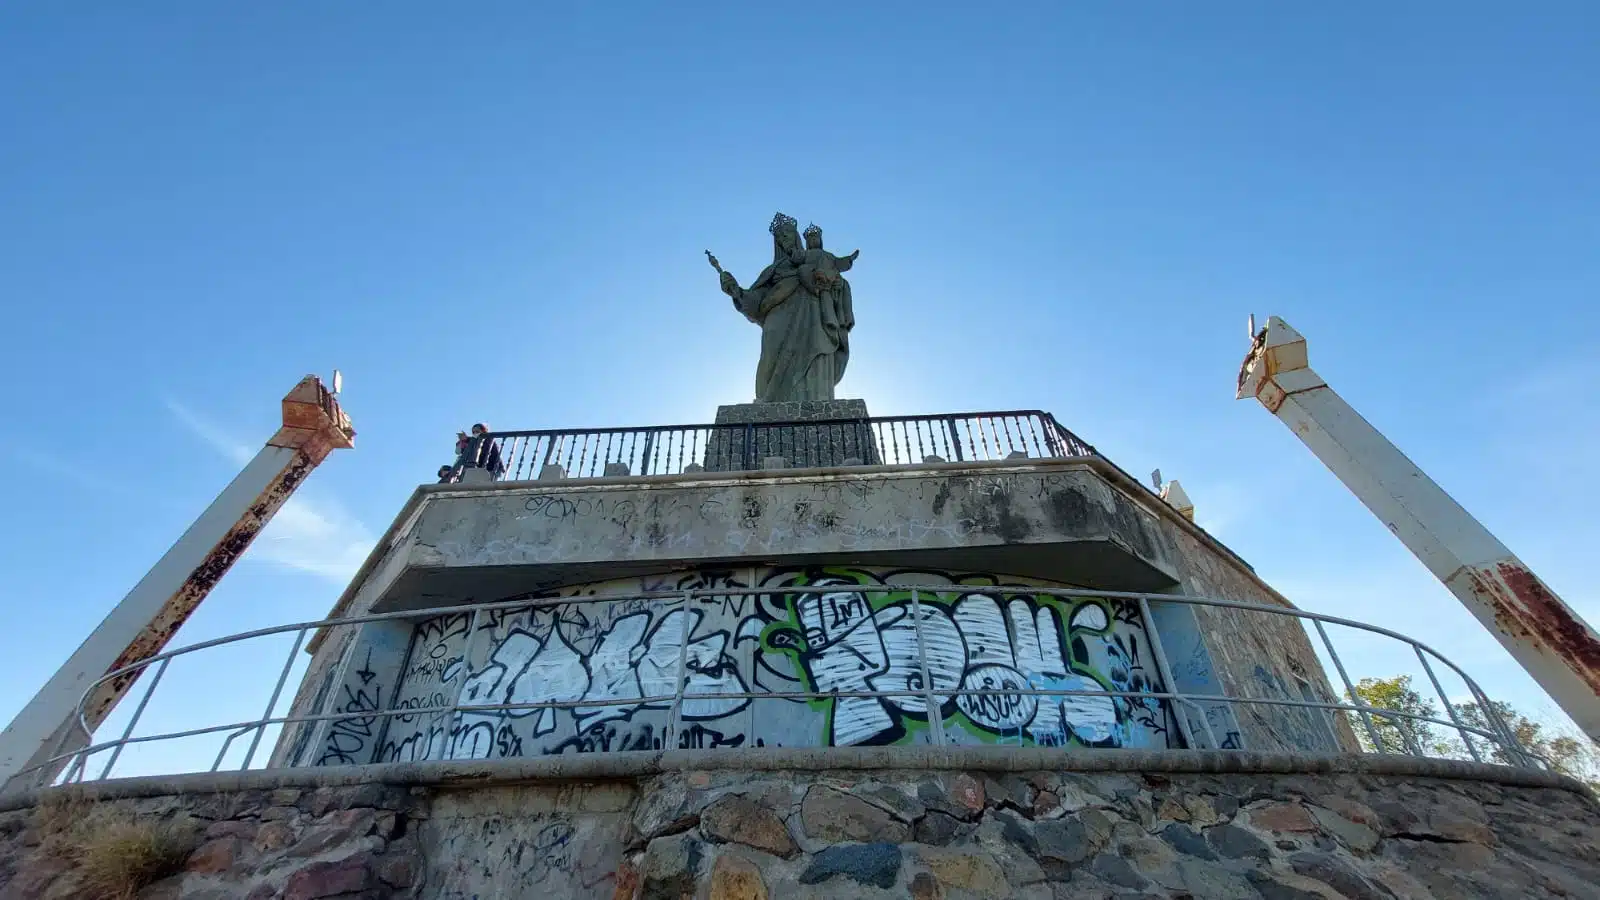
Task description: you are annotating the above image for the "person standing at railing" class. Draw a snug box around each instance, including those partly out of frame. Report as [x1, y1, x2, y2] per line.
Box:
[437, 465, 458, 484]
[469, 423, 506, 480]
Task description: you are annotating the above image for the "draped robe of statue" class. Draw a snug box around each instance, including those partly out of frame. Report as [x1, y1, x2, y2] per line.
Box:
[725, 229, 855, 403]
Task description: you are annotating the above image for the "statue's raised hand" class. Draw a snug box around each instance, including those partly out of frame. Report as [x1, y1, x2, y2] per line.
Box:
[719, 270, 739, 295]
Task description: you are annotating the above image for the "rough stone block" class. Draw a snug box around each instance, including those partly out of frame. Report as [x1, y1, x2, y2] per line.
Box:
[1288, 851, 1390, 900]
[684, 463, 705, 473]
[923, 454, 947, 464]
[185, 838, 241, 875]
[1160, 823, 1216, 860]
[709, 853, 768, 900]
[798, 843, 902, 889]
[458, 466, 493, 484]
[641, 831, 704, 899]
[761, 457, 788, 470]
[932, 774, 986, 819]
[604, 462, 631, 477]
[700, 794, 799, 859]
[1247, 801, 1318, 833]
[283, 855, 373, 900]
[1006, 450, 1029, 459]
[909, 871, 944, 900]
[842, 457, 863, 466]
[1308, 805, 1379, 853]
[1090, 852, 1151, 890]
[1206, 823, 1271, 860]
[374, 852, 417, 888]
[917, 846, 1009, 896]
[537, 464, 566, 481]
[914, 811, 965, 846]
[801, 785, 910, 844]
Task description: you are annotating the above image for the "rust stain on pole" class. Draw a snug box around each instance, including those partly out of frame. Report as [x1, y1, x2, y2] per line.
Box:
[1470, 562, 1600, 696]
[85, 451, 317, 727]
[82, 375, 355, 735]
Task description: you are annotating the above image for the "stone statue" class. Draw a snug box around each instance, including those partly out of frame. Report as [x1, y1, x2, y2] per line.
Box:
[707, 213, 859, 403]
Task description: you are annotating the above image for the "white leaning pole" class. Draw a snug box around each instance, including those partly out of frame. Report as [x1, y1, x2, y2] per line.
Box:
[1237, 317, 1600, 743]
[0, 376, 355, 792]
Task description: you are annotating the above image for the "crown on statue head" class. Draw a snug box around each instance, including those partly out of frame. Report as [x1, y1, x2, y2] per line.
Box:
[803, 222, 822, 241]
[769, 212, 798, 234]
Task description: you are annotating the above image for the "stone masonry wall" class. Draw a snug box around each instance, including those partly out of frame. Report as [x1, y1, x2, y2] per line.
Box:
[1155, 502, 1363, 754]
[0, 782, 427, 900]
[2, 754, 1595, 900]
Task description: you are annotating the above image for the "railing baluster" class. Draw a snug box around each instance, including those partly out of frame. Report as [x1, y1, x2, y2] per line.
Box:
[664, 592, 695, 750]
[447, 609, 485, 759]
[1416, 645, 1481, 763]
[1464, 676, 1531, 767]
[909, 589, 945, 745]
[240, 628, 307, 770]
[98, 657, 171, 780]
[1314, 620, 1384, 752]
[1137, 596, 1200, 750]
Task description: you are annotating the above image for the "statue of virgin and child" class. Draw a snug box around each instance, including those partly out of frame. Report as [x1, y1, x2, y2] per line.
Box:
[707, 212, 859, 403]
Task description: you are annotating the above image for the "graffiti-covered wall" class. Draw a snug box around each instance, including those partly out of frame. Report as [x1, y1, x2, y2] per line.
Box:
[350, 567, 1176, 764]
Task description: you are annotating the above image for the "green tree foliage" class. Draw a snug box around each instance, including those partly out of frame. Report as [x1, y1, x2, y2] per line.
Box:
[1347, 675, 1599, 790]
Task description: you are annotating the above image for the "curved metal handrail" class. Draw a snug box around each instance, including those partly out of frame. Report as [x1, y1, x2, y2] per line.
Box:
[29, 586, 1540, 787]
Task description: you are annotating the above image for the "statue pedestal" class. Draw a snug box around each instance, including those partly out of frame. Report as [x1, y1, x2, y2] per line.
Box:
[705, 399, 882, 472]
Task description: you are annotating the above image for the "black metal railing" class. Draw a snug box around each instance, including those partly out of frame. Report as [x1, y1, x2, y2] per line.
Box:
[442, 411, 1098, 482]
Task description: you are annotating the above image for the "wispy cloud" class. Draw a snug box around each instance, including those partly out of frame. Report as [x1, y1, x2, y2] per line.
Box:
[7, 445, 159, 504]
[163, 399, 254, 466]
[164, 398, 374, 584]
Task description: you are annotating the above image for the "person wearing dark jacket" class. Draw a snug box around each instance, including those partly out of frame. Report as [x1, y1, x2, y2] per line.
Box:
[470, 423, 506, 479]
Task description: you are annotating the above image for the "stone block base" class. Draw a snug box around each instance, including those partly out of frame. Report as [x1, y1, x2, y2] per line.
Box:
[5, 754, 1593, 900]
[705, 399, 881, 471]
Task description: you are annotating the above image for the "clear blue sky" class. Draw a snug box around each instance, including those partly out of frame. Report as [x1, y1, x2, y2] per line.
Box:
[4, 4, 1598, 772]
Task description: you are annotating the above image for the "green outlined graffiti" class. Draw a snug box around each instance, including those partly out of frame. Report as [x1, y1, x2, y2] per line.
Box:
[758, 567, 1171, 748]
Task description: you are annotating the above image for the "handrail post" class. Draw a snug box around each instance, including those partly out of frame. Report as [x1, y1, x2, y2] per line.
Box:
[97, 657, 171, 781]
[741, 423, 755, 471]
[665, 592, 695, 751]
[945, 417, 964, 462]
[909, 589, 946, 746]
[240, 628, 308, 770]
[1313, 620, 1385, 752]
[1137, 596, 1200, 750]
[445, 609, 484, 759]
[1414, 645, 1481, 764]
[1464, 677, 1535, 768]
